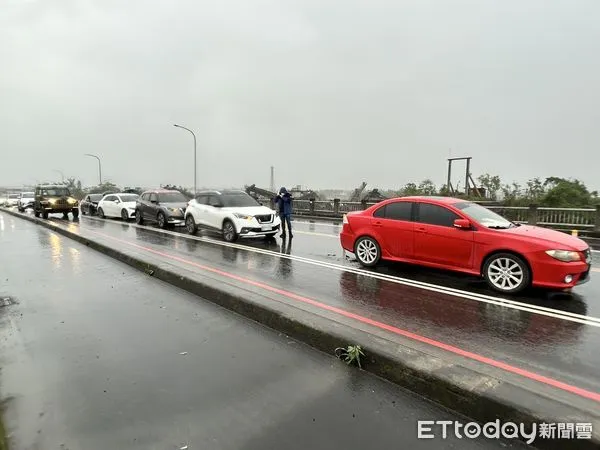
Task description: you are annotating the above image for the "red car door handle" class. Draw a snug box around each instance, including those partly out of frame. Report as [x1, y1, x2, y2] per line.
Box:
[416, 227, 427, 233]
[373, 221, 383, 227]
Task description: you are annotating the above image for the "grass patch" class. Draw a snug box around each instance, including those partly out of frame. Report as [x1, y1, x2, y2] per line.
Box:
[335, 344, 365, 369]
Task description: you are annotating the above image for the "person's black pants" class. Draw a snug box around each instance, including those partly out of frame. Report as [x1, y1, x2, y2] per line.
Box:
[280, 214, 292, 237]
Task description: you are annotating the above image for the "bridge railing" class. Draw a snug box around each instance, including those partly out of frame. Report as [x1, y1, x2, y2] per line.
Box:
[485, 206, 529, 224]
[537, 207, 597, 228]
[291, 199, 600, 232]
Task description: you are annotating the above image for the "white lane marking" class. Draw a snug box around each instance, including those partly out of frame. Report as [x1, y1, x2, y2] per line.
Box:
[76, 215, 600, 328]
[293, 220, 341, 227]
[295, 230, 338, 238]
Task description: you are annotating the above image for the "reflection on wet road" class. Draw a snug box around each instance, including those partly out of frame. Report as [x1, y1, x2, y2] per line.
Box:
[5, 211, 600, 397]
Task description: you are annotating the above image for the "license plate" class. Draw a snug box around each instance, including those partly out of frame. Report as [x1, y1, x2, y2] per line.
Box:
[261, 226, 271, 231]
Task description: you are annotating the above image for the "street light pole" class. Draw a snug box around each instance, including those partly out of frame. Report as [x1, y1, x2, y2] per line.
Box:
[84, 154, 102, 185]
[173, 124, 197, 196]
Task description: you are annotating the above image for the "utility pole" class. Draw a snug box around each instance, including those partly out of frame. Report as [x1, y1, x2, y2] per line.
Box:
[270, 166, 275, 193]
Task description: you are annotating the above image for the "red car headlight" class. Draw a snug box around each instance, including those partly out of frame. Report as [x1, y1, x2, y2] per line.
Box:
[545, 250, 582, 262]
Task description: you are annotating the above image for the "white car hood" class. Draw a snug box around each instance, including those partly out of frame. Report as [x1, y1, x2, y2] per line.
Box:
[222, 206, 275, 216]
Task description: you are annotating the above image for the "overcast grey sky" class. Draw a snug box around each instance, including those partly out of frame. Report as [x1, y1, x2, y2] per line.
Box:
[2, 0, 599, 191]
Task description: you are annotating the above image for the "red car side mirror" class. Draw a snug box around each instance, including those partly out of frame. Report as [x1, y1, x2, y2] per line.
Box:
[454, 218, 471, 229]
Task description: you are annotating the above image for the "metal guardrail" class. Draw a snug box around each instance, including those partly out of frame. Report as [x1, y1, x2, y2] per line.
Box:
[289, 199, 600, 232]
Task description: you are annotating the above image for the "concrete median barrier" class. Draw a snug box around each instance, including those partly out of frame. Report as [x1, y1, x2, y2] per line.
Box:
[2, 208, 599, 450]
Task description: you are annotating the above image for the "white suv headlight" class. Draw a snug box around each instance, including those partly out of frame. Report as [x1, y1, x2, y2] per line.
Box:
[233, 213, 253, 220]
[545, 250, 582, 262]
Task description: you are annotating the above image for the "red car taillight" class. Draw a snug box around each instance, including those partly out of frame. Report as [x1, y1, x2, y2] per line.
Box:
[342, 214, 354, 233]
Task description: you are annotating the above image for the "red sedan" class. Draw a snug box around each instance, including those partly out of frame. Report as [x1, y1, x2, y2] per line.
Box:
[340, 196, 592, 294]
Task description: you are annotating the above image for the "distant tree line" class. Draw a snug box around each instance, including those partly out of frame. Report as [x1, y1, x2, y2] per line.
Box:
[63, 179, 194, 200]
[62, 176, 598, 208]
[365, 175, 599, 208]
[64, 178, 142, 199]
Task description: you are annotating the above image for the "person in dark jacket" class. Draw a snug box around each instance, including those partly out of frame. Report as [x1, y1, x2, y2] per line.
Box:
[274, 187, 293, 238]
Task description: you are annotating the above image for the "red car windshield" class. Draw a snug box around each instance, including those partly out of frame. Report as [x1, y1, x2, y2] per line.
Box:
[454, 202, 514, 229]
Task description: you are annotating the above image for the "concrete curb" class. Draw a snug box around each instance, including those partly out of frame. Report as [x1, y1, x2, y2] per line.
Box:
[3, 208, 599, 450]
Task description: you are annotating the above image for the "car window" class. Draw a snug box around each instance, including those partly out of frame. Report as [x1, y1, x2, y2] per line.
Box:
[454, 201, 512, 229]
[149, 193, 158, 202]
[373, 205, 386, 218]
[119, 194, 138, 202]
[195, 195, 209, 205]
[373, 202, 413, 221]
[41, 188, 70, 196]
[207, 195, 222, 207]
[221, 193, 260, 207]
[417, 203, 459, 227]
[104, 195, 116, 201]
[158, 192, 187, 203]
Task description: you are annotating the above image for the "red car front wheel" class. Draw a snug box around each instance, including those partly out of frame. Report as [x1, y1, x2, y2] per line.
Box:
[483, 253, 530, 294]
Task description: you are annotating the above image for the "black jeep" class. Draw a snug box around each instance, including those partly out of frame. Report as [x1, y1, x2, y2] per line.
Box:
[34, 184, 80, 219]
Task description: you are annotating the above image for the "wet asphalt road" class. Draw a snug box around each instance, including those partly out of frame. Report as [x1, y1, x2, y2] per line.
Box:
[0, 215, 529, 450]
[23, 212, 600, 398]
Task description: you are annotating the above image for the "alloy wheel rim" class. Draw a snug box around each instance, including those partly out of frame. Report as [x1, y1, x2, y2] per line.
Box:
[122, 210, 127, 220]
[158, 214, 165, 227]
[224, 223, 234, 240]
[186, 217, 194, 233]
[356, 239, 378, 264]
[487, 257, 524, 291]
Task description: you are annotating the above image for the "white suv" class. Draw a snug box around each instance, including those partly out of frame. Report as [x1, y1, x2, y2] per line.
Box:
[184, 190, 281, 242]
[18, 192, 35, 211]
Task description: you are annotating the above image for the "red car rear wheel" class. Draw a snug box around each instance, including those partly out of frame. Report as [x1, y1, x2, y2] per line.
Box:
[354, 236, 381, 267]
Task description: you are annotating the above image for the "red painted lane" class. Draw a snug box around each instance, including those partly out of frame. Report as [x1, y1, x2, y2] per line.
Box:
[67, 224, 600, 403]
